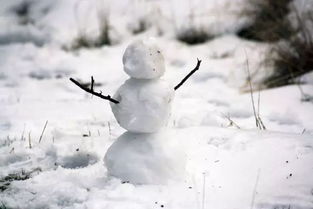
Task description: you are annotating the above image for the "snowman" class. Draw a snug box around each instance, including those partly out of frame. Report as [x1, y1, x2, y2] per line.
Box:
[70, 38, 201, 184]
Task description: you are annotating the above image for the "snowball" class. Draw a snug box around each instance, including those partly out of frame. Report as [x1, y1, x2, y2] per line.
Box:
[123, 39, 165, 79]
[104, 131, 186, 184]
[110, 78, 174, 133]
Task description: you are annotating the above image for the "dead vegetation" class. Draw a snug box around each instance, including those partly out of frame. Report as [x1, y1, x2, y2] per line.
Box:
[238, 0, 313, 90]
[263, 7, 313, 89]
[0, 168, 41, 192]
[131, 18, 150, 35]
[67, 2, 112, 50]
[70, 16, 111, 49]
[176, 27, 215, 45]
[11, 0, 34, 25]
[222, 113, 241, 129]
[0, 202, 10, 209]
[237, 0, 294, 42]
[245, 51, 266, 130]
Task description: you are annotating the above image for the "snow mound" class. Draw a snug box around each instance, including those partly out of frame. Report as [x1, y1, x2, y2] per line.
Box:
[122, 39, 165, 79]
[104, 131, 186, 184]
[110, 78, 174, 133]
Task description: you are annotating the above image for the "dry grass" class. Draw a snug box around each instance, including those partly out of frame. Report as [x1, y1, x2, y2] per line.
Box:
[245, 50, 266, 130]
[222, 113, 241, 129]
[68, 3, 112, 50]
[176, 27, 215, 45]
[238, 0, 313, 90]
[237, 0, 294, 42]
[131, 19, 150, 35]
[11, 0, 34, 25]
[70, 16, 111, 50]
[0, 168, 41, 192]
[0, 202, 9, 209]
[38, 120, 48, 143]
[263, 6, 313, 88]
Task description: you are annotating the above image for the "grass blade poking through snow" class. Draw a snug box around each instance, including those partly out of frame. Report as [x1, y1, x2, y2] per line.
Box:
[28, 132, 32, 149]
[244, 50, 266, 130]
[38, 120, 48, 143]
[250, 169, 261, 209]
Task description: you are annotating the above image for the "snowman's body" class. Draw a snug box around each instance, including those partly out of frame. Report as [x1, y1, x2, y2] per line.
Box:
[110, 78, 174, 133]
[104, 39, 186, 184]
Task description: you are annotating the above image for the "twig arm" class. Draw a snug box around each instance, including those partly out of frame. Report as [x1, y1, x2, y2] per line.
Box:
[174, 58, 202, 91]
[69, 77, 119, 104]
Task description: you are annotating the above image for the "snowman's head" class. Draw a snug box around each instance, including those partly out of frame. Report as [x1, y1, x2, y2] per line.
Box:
[122, 39, 165, 79]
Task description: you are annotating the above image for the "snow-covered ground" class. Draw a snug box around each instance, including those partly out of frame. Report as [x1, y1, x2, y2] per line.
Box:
[1, 0, 313, 208]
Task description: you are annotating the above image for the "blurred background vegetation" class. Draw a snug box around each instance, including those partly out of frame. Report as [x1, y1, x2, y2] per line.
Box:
[1, 0, 312, 90]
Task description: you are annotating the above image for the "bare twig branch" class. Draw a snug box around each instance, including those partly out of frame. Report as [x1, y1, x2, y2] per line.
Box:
[174, 58, 202, 90]
[70, 77, 119, 104]
[39, 120, 48, 143]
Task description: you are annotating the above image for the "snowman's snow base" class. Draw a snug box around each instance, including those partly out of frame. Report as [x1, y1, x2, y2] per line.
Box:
[104, 130, 186, 184]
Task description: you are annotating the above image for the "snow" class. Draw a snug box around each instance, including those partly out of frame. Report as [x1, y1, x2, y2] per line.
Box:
[123, 39, 166, 79]
[111, 78, 174, 133]
[104, 130, 186, 184]
[1, 0, 313, 208]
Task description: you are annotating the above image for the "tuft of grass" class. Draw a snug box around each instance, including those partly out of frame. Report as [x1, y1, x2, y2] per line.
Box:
[222, 113, 241, 129]
[0, 168, 42, 192]
[176, 27, 214, 45]
[68, 4, 112, 50]
[245, 50, 266, 130]
[0, 136, 16, 148]
[0, 202, 10, 209]
[11, 0, 34, 25]
[237, 0, 294, 42]
[71, 35, 93, 49]
[263, 6, 313, 89]
[70, 21, 111, 50]
[0, 168, 41, 192]
[131, 19, 150, 35]
[239, 0, 313, 90]
[94, 12, 111, 47]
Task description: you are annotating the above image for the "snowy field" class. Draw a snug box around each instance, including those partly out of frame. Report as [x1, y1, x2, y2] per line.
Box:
[1, 0, 313, 208]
